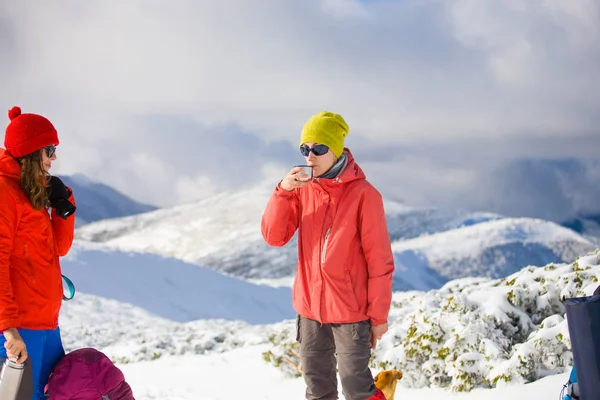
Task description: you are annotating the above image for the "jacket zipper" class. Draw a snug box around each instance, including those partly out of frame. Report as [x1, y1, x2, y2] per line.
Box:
[316, 180, 331, 325]
[321, 228, 331, 264]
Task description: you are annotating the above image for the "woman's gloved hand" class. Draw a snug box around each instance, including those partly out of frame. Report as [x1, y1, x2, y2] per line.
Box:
[46, 176, 76, 219]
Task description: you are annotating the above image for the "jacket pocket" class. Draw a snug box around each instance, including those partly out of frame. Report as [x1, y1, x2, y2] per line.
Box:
[321, 228, 331, 264]
[345, 271, 360, 312]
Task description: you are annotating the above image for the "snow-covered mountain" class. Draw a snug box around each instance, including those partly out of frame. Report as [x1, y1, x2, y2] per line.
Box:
[74, 183, 303, 279]
[61, 242, 294, 325]
[384, 207, 502, 242]
[392, 218, 596, 291]
[59, 174, 157, 226]
[73, 184, 501, 281]
[75, 183, 596, 291]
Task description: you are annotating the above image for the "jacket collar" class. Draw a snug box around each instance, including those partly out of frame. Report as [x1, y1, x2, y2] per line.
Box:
[312, 148, 365, 190]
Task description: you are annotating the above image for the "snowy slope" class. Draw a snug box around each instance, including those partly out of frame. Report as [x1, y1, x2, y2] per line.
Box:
[74, 184, 290, 277]
[59, 174, 157, 226]
[392, 217, 596, 290]
[61, 242, 294, 324]
[57, 251, 600, 398]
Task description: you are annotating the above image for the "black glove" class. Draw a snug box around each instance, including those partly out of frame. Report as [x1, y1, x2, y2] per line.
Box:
[46, 176, 76, 219]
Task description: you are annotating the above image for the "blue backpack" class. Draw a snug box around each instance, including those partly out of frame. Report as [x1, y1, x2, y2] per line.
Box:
[561, 364, 580, 399]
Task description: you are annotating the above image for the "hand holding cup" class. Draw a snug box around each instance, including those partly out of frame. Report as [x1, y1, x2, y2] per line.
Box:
[281, 166, 313, 191]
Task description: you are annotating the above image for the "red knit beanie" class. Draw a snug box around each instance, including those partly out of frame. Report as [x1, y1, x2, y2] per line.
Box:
[4, 106, 59, 158]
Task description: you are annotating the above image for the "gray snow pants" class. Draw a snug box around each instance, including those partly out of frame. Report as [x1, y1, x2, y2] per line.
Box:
[296, 315, 377, 400]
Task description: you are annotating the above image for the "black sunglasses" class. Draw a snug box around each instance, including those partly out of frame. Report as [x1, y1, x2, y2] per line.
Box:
[300, 144, 329, 157]
[44, 145, 56, 158]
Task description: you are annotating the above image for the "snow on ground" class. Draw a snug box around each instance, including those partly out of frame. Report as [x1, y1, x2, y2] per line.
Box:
[117, 345, 571, 400]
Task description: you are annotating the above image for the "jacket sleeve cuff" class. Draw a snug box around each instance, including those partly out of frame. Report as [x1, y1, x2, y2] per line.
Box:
[370, 317, 388, 326]
[0, 317, 22, 333]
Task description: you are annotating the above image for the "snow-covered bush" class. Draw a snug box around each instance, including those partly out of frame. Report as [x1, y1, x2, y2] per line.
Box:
[262, 327, 302, 378]
[60, 297, 284, 363]
[264, 251, 600, 392]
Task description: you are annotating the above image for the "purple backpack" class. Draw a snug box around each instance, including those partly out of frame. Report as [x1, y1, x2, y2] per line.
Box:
[44, 348, 135, 400]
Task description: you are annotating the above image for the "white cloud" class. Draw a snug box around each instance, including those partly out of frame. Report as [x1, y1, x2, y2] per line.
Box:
[174, 175, 220, 205]
[0, 0, 598, 217]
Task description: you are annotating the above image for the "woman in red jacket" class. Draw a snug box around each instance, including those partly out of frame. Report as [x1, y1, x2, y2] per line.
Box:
[261, 111, 395, 400]
[0, 106, 76, 399]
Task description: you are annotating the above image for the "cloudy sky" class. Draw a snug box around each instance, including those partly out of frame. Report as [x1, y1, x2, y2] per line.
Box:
[1, 0, 599, 221]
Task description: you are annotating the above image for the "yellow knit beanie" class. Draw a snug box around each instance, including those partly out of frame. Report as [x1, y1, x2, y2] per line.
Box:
[299, 111, 349, 158]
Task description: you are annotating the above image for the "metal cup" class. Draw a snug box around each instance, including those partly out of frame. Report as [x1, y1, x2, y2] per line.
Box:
[0, 358, 25, 400]
[294, 165, 313, 182]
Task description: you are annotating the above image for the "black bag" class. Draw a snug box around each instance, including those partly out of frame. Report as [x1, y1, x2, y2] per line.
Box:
[563, 293, 600, 399]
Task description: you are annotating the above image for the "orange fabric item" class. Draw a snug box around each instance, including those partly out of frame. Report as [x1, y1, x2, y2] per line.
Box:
[261, 149, 394, 325]
[0, 148, 75, 331]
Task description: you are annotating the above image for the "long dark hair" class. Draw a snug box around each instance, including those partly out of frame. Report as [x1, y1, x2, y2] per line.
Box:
[17, 149, 49, 210]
